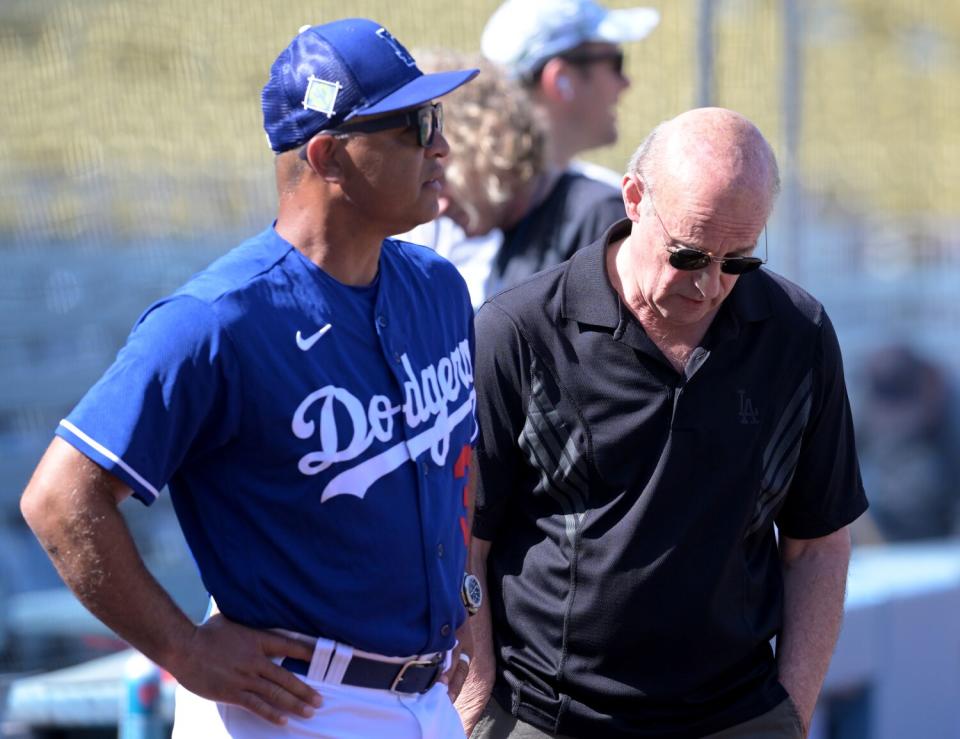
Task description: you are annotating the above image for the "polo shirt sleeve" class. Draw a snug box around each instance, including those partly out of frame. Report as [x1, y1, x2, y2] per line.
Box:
[472, 300, 529, 540]
[55, 295, 242, 505]
[774, 312, 868, 538]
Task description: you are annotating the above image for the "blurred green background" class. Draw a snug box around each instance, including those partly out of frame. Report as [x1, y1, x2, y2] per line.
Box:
[1, 0, 957, 243]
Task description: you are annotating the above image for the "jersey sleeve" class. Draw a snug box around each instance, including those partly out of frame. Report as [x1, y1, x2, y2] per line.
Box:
[465, 281, 480, 445]
[445, 254, 480, 445]
[56, 295, 242, 505]
[775, 312, 869, 538]
[472, 300, 530, 540]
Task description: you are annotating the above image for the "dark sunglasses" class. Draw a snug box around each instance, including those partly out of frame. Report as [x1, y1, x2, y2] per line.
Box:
[666, 242, 766, 275]
[560, 49, 625, 76]
[326, 102, 443, 148]
[640, 176, 767, 275]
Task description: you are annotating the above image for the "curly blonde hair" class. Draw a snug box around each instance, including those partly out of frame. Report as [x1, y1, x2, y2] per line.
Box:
[415, 50, 546, 216]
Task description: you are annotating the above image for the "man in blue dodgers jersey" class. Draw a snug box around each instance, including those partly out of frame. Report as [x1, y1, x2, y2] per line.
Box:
[20, 19, 481, 739]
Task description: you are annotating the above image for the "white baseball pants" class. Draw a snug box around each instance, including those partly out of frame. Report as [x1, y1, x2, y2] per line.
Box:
[173, 679, 465, 738]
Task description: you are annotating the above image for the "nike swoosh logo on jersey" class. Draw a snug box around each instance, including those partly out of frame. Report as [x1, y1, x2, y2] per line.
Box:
[296, 324, 332, 351]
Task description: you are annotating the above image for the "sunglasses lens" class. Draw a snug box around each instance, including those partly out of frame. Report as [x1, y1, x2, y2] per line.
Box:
[669, 248, 710, 271]
[417, 104, 443, 147]
[418, 110, 431, 148]
[721, 258, 763, 275]
[562, 51, 625, 76]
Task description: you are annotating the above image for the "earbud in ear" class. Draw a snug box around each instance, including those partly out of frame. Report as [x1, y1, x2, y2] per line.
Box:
[557, 75, 574, 100]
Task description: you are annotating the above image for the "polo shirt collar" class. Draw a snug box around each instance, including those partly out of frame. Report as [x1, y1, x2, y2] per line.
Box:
[560, 217, 774, 333]
[560, 219, 631, 328]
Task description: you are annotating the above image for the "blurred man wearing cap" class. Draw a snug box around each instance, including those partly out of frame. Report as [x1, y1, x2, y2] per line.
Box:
[425, 0, 659, 299]
[459, 108, 866, 738]
[21, 18, 481, 739]
[482, 0, 659, 180]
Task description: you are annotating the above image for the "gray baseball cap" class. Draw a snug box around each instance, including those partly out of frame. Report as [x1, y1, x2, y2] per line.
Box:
[481, 0, 659, 79]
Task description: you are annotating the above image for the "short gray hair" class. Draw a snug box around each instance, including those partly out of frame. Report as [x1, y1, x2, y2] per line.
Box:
[626, 122, 666, 186]
[626, 122, 666, 214]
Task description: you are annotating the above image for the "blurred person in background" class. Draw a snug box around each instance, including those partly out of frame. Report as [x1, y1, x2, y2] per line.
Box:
[405, 46, 626, 301]
[482, 0, 660, 186]
[461, 108, 867, 738]
[855, 343, 960, 542]
[20, 18, 480, 739]
[401, 52, 548, 308]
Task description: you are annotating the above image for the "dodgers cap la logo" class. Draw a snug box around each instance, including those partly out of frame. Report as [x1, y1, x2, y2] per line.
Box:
[263, 18, 479, 153]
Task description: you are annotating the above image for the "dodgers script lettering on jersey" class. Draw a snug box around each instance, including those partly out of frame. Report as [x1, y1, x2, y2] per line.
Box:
[293, 341, 475, 501]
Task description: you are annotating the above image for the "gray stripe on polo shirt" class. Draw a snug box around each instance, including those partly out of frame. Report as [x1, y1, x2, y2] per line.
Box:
[518, 369, 589, 545]
[528, 390, 590, 495]
[746, 371, 813, 537]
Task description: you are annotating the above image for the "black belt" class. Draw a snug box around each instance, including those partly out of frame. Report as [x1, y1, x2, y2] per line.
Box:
[281, 653, 444, 695]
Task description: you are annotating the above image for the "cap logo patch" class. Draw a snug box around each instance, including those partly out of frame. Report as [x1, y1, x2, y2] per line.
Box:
[302, 76, 342, 116]
[376, 27, 417, 68]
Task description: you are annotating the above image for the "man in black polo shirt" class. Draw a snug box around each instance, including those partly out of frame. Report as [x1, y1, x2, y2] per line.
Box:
[459, 108, 867, 738]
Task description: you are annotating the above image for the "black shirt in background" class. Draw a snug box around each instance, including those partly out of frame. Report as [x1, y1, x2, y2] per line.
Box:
[490, 171, 625, 296]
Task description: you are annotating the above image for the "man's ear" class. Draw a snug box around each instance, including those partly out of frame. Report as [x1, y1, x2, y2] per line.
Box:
[623, 174, 643, 222]
[303, 134, 343, 182]
[539, 58, 576, 104]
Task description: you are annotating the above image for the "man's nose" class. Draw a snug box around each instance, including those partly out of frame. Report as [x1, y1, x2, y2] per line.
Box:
[694, 264, 724, 299]
[428, 131, 450, 158]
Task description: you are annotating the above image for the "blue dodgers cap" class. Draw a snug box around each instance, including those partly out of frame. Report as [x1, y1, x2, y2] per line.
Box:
[263, 19, 479, 153]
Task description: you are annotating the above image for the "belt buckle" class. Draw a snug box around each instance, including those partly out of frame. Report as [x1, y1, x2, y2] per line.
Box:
[390, 654, 443, 694]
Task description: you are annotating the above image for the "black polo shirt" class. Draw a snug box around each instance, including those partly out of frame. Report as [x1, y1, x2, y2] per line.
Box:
[473, 219, 867, 738]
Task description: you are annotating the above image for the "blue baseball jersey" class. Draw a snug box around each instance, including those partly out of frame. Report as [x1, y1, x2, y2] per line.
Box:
[57, 226, 477, 656]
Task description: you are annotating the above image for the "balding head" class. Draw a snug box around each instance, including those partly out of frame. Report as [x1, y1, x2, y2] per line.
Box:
[628, 107, 780, 222]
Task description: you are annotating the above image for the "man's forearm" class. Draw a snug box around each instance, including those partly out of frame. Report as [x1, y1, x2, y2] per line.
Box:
[777, 528, 852, 734]
[455, 538, 495, 735]
[21, 439, 323, 725]
[21, 439, 196, 669]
